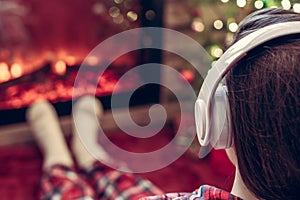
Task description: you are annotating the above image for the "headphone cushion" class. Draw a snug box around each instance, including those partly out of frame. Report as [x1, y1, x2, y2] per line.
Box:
[210, 86, 233, 149]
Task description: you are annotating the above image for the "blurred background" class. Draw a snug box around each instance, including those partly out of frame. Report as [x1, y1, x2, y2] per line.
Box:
[0, 0, 299, 199]
[0, 0, 299, 114]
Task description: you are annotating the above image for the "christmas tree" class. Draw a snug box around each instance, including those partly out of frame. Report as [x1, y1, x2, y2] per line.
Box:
[191, 0, 300, 59]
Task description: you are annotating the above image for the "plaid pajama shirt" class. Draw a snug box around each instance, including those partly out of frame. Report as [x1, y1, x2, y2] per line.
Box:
[141, 185, 242, 200]
[40, 162, 242, 200]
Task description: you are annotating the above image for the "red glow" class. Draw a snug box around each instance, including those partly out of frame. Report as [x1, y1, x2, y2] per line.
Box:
[181, 69, 195, 83]
[65, 56, 77, 66]
[10, 63, 23, 78]
[0, 65, 141, 110]
[0, 63, 11, 82]
[53, 61, 67, 75]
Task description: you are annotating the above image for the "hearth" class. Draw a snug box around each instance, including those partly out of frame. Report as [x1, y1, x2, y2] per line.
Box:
[0, 0, 163, 125]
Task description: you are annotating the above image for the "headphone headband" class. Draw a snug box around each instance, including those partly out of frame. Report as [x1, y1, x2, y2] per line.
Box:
[195, 21, 300, 148]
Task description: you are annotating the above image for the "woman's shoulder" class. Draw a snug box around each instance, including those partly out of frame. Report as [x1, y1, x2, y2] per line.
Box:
[139, 185, 243, 200]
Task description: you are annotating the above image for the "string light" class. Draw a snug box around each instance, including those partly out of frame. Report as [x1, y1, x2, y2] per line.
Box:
[127, 11, 138, 22]
[181, 69, 195, 83]
[113, 14, 124, 24]
[236, 0, 247, 8]
[228, 22, 239, 32]
[293, 3, 300, 13]
[10, 63, 23, 78]
[192, 18, 205, 32]
[92, 3, 105, 15]
[192, 0, 297, 60]
[145, 10, 156, 21]
[254, 0, 264, 9]
[114, 0, 123, 4]
[281, 0, 291, 10]
[210, 46, 223, 58]
[213, 20, 224, 30]
[225, 32, 235, 46]
[109, 6, 120, 18]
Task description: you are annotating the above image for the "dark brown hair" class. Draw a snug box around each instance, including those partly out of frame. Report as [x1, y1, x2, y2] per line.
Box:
[226, 8, 300, 200]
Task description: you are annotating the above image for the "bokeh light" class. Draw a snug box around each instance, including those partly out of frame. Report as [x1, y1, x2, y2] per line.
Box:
[236, 0, 247, 8]
[214, 20, 224, 30]
[254, 0, 264, 9]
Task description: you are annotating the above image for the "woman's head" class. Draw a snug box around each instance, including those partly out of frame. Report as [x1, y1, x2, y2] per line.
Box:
[226, 8, 300, 199]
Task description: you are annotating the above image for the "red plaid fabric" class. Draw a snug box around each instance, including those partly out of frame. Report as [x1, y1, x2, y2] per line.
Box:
[87, 161, 163, 200]
[39, 161, 163, 200]
[39, 165, 95, 200]
[40, 163, 240, 200]
[140, 185, 243, 200]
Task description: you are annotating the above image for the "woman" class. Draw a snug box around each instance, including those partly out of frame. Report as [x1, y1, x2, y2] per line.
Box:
[224, 8, 300, 200]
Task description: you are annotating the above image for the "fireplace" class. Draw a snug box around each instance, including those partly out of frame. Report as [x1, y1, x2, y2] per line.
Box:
[0, 0, 164, 125]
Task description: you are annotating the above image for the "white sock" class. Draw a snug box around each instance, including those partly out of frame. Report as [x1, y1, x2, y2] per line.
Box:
[71, 96, 109, 170]
[26, 101, 73, 169]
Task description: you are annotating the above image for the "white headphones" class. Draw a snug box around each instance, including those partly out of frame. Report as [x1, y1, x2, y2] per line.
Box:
[195, 21, 300, 149]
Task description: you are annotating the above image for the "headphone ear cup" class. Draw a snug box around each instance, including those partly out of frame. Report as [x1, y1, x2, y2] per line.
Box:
[210, 86, 233, 149]
[195, 98, 209, 146]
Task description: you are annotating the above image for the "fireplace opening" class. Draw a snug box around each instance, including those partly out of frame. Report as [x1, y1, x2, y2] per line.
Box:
[0, 0, 163, 125]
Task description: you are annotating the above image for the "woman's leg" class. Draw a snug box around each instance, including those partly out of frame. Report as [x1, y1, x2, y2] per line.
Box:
[71, 95, 109, 170]
[71, 96, 163, 200]
[27, 101, 95, 200]
[27, 101, 73, 169]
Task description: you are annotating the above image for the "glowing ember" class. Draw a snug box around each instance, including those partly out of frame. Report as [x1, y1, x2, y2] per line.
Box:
[86, 56, 100, 66]
[10, 63, 23, 78]
[0, 62, 141, 110]
[0, 63, 11, 82]
[65, 56, 77, 66]
[53, 61, 67, 75]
